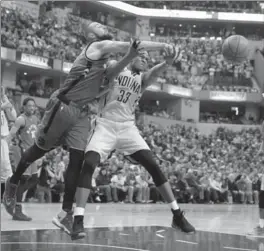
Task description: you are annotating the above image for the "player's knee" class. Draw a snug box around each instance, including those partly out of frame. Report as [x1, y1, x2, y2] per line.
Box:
[68, 148, 84, 171]
[132, 150, 167, 187]
[84, 151, 101, 169]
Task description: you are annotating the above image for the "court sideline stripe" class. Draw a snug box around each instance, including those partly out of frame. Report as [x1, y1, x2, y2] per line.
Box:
[1, 242, 149, 251]
[223, 247, 257, 251]
[175, 240, 198, 245]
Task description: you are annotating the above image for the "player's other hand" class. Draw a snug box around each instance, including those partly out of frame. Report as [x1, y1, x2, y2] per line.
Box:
[1, 95, 13, 110]
[163, 44, 182, 65]
[128, 38, 142, 58]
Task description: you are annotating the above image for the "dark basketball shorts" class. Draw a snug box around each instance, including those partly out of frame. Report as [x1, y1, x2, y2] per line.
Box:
[259, 190, 264, 209]
[35, 95, 91, 151]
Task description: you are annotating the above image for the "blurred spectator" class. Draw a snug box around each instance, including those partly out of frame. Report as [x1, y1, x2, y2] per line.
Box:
[110, 169, 131, 203]
[50, 161, 65, 203]
[36, 159, 53, 203]
[96, 167, 112, 202]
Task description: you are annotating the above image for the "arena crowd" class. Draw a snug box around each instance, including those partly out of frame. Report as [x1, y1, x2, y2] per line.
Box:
[1, 2, 263, 206]
[126, 1, 264, 14]
[1, 5, 259, 95]
[6, 101, 262, 206]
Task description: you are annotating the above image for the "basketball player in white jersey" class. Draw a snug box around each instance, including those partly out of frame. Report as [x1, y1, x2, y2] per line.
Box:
[71, 47, 195, 240]
[4, 21, 173, 232]
[1, 88, 17, 199]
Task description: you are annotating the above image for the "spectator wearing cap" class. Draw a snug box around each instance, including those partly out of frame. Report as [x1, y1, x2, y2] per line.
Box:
[96, 167, 112, 203]
[174, 170, 193, 203]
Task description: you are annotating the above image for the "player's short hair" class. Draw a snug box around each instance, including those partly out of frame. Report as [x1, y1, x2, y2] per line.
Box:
[23, 97, 35, 106]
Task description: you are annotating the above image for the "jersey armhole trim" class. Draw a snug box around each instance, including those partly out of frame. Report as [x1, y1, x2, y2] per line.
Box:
[84, 40, 108, 62]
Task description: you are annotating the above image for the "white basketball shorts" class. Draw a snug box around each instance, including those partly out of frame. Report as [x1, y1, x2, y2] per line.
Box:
[1, 138, 13, 183]
[85, 117, 150, 162]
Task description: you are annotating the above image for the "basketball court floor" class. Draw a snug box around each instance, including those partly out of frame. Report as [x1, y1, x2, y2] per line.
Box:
[1, 203, 261, 251]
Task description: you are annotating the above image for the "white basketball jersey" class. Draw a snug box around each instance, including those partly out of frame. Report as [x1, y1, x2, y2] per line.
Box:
[1, 109, 9, 137]
[98, 70, 142, 122]
[261, 173, 264, 191]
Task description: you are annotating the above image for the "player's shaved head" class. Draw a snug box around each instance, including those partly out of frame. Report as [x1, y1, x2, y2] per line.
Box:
[87, 22, 114, 41]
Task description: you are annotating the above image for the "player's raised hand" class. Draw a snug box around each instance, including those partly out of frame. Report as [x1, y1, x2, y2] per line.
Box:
[163, 44, 182, 65]
[1, 95, 13, 110]
[127, 38, 143, 58]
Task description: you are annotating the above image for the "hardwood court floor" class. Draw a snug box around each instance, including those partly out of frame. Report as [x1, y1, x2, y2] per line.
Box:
[1, 203, 261, 251]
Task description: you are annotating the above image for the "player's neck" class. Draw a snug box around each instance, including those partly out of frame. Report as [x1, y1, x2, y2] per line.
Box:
[25, 113, 33, 118]
[131, 69, 140, 75]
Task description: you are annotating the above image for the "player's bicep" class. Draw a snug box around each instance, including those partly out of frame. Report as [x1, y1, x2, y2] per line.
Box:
[101, 41, 130, 54]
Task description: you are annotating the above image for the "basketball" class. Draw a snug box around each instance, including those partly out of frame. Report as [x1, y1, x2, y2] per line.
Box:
[222, 35, 249, 63]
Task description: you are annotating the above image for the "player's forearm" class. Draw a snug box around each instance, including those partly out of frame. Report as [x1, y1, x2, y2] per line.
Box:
[6, 107, 17, 121]
[148, 61, 167, 78]
[142, 61, 167, 89]
[106, 52, 135, 79]
[140, 41, 167, 51]
[103, 41, 167, 54]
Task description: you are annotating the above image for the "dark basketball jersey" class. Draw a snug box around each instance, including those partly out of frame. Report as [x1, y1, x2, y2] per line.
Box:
[18, 114, 39, 150]
[59, 41, 109, 107]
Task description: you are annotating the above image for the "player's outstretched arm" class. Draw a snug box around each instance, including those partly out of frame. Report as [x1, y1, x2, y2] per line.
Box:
[105, 39, 142, 80]
[98, 40, 168, 54]
[142, 45, 182, 90]
[1, 95, 17, 121]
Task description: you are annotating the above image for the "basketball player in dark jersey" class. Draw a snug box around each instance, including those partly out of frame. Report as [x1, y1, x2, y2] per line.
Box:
[3, 21, 170, 233]
[7, 97, 39, 221]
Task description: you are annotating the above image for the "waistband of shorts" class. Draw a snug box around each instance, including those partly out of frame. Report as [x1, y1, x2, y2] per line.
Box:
[97, 116, 135, 124]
